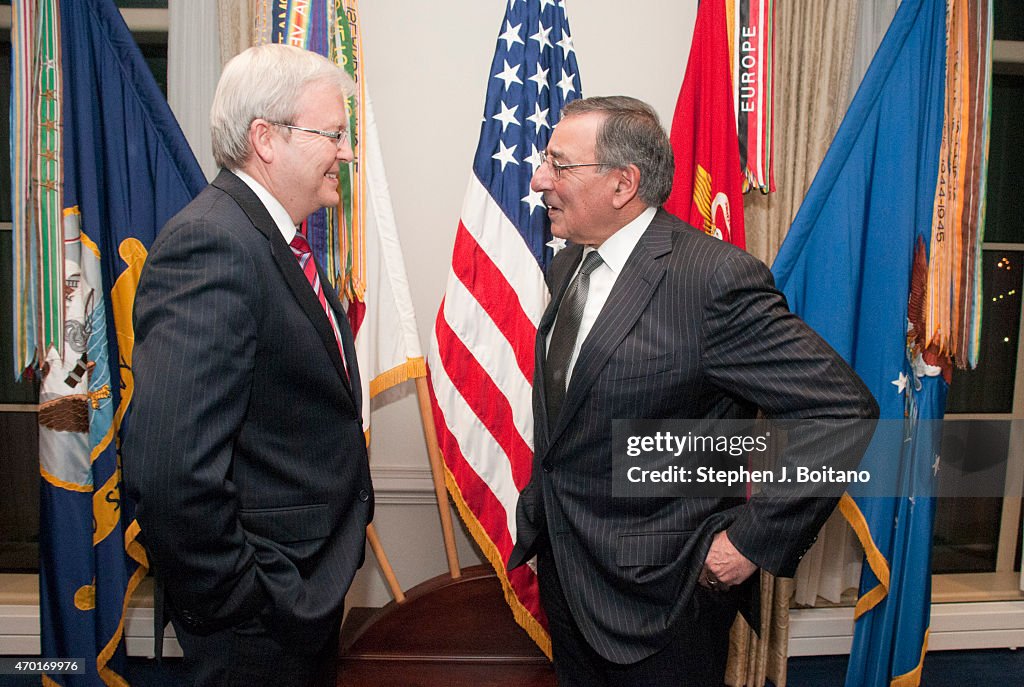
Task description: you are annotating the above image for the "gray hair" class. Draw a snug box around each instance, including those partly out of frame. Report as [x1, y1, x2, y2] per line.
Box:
[561, 96, 674, 206]
[210, 44, 356, 169]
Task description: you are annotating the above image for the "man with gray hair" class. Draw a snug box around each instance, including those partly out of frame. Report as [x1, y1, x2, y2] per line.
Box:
[124, 43, 371, 686]
[508, 96, 877, 685]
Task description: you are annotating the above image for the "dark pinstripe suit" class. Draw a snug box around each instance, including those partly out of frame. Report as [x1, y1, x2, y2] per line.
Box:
[508, 209, 877, 668]
[123, 170, 373, 668]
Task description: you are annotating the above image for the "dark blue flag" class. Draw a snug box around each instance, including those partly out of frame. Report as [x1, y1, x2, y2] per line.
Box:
[35, 1, 206, 684]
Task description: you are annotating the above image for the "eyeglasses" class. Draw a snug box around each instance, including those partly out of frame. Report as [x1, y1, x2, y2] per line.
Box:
[541, 151, 611, 180]
[270, 122, 354, 148]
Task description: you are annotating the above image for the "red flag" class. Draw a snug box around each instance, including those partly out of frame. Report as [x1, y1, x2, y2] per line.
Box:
[665, 0, 746, 248]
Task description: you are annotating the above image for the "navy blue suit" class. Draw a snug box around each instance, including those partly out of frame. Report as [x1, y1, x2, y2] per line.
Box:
[123, 170, 372, 679]
[509, 210, 877, 671]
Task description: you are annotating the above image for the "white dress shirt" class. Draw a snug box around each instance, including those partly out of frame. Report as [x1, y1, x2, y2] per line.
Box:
[232, 169, 297, 244]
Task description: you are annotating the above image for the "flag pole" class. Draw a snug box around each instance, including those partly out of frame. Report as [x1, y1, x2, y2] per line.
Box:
[366, 524, 406, 602]
[415, 376, 462, 578]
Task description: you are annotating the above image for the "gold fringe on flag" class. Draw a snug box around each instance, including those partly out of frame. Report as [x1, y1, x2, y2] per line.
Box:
[442, 464, 552, 660]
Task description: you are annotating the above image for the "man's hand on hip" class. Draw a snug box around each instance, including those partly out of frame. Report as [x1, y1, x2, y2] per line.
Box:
[699, 530, 757, 592]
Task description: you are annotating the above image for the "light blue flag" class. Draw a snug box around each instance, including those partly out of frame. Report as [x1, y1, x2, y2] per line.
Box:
[771, 0, 948, 684]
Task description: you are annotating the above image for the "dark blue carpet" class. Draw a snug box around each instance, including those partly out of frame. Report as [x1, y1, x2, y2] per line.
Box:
[785, 648, 1024, 687]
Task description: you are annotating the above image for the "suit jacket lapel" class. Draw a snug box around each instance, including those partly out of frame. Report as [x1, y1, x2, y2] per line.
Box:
[547, 214, 674, 445]
[539, 244, 584, 338]
[212, 170, 357, 407]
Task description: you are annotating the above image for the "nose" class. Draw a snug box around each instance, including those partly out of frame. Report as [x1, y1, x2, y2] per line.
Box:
[531, 161, 553, 192]
[336, 135, 355, 164]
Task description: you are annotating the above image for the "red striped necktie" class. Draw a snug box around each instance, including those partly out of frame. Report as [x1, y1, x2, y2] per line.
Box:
[289, 231, 348, 378]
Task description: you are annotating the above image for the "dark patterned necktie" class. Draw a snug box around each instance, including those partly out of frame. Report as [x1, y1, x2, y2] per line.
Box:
[289, 231, 348, 379]
[544, 250, 604, 424]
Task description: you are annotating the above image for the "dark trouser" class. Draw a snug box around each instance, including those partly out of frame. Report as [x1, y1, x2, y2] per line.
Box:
[537, 546, 738, 687]
[171, 612, 341, 687]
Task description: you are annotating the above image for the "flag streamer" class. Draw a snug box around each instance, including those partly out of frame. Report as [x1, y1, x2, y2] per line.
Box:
[924, 0, 991, 368]
[727, 0, 775, 194]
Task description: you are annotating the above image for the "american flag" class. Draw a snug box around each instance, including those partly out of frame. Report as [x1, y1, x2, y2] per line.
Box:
[427, 0, 582, 653]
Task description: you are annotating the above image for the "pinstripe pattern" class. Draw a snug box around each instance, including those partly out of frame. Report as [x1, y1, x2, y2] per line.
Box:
[509, 209, 878, 664]
[122, 170, 372, 657]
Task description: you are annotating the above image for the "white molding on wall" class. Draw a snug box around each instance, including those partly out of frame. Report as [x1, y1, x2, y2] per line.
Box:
[123, 606, 182, 658]
[369, 465, 441, 506]
[0, 602, 183, 658]
[0, 604, 39, 656]
[789, 601, 1024, 656]
[994, 40, 1024, 65]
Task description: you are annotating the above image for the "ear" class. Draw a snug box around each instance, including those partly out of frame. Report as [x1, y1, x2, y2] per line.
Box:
[610, 164, 641, 209]
[249, 119, 276, 164]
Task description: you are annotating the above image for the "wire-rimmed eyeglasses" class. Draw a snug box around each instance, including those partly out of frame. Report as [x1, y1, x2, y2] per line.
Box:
[540, 151, 610, 179]
[270, 122, 355, 148]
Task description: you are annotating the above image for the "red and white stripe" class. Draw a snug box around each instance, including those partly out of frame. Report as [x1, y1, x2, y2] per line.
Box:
[428, 174, 550, 641]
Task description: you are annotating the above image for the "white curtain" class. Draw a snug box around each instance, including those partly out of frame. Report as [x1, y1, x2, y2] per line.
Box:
[217, 0, 254, 66]
[847, 0, 902, 107]
[792, 510, 863, 606]
[168, 1, 222, 181]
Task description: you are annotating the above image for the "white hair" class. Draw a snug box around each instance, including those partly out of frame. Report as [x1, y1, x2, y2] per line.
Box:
[210, 44, 355, 169]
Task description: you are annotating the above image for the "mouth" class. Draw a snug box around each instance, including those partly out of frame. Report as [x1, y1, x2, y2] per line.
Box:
[325, 171, 338, 181]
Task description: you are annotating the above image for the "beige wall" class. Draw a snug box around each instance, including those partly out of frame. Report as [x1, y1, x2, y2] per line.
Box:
[339, 0, 698, 609]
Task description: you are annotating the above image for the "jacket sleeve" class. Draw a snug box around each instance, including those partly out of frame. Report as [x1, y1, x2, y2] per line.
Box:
[699, 250, 879, 576]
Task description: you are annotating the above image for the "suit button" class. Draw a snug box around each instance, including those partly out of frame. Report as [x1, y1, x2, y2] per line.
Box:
[358, 489, 370, 502]
[542, 461, 552, 473]
[180, 610, 203, 629]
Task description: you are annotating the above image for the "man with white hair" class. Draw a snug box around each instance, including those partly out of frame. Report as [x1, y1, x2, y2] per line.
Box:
[124, 44, 371, 686]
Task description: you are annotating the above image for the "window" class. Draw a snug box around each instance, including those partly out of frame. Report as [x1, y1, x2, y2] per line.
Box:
[930, 4, 1024, 598]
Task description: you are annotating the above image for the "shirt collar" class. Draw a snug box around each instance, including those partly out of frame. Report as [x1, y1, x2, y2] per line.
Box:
[595, 206, 657, 275]
[233, 168, 298, 243]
